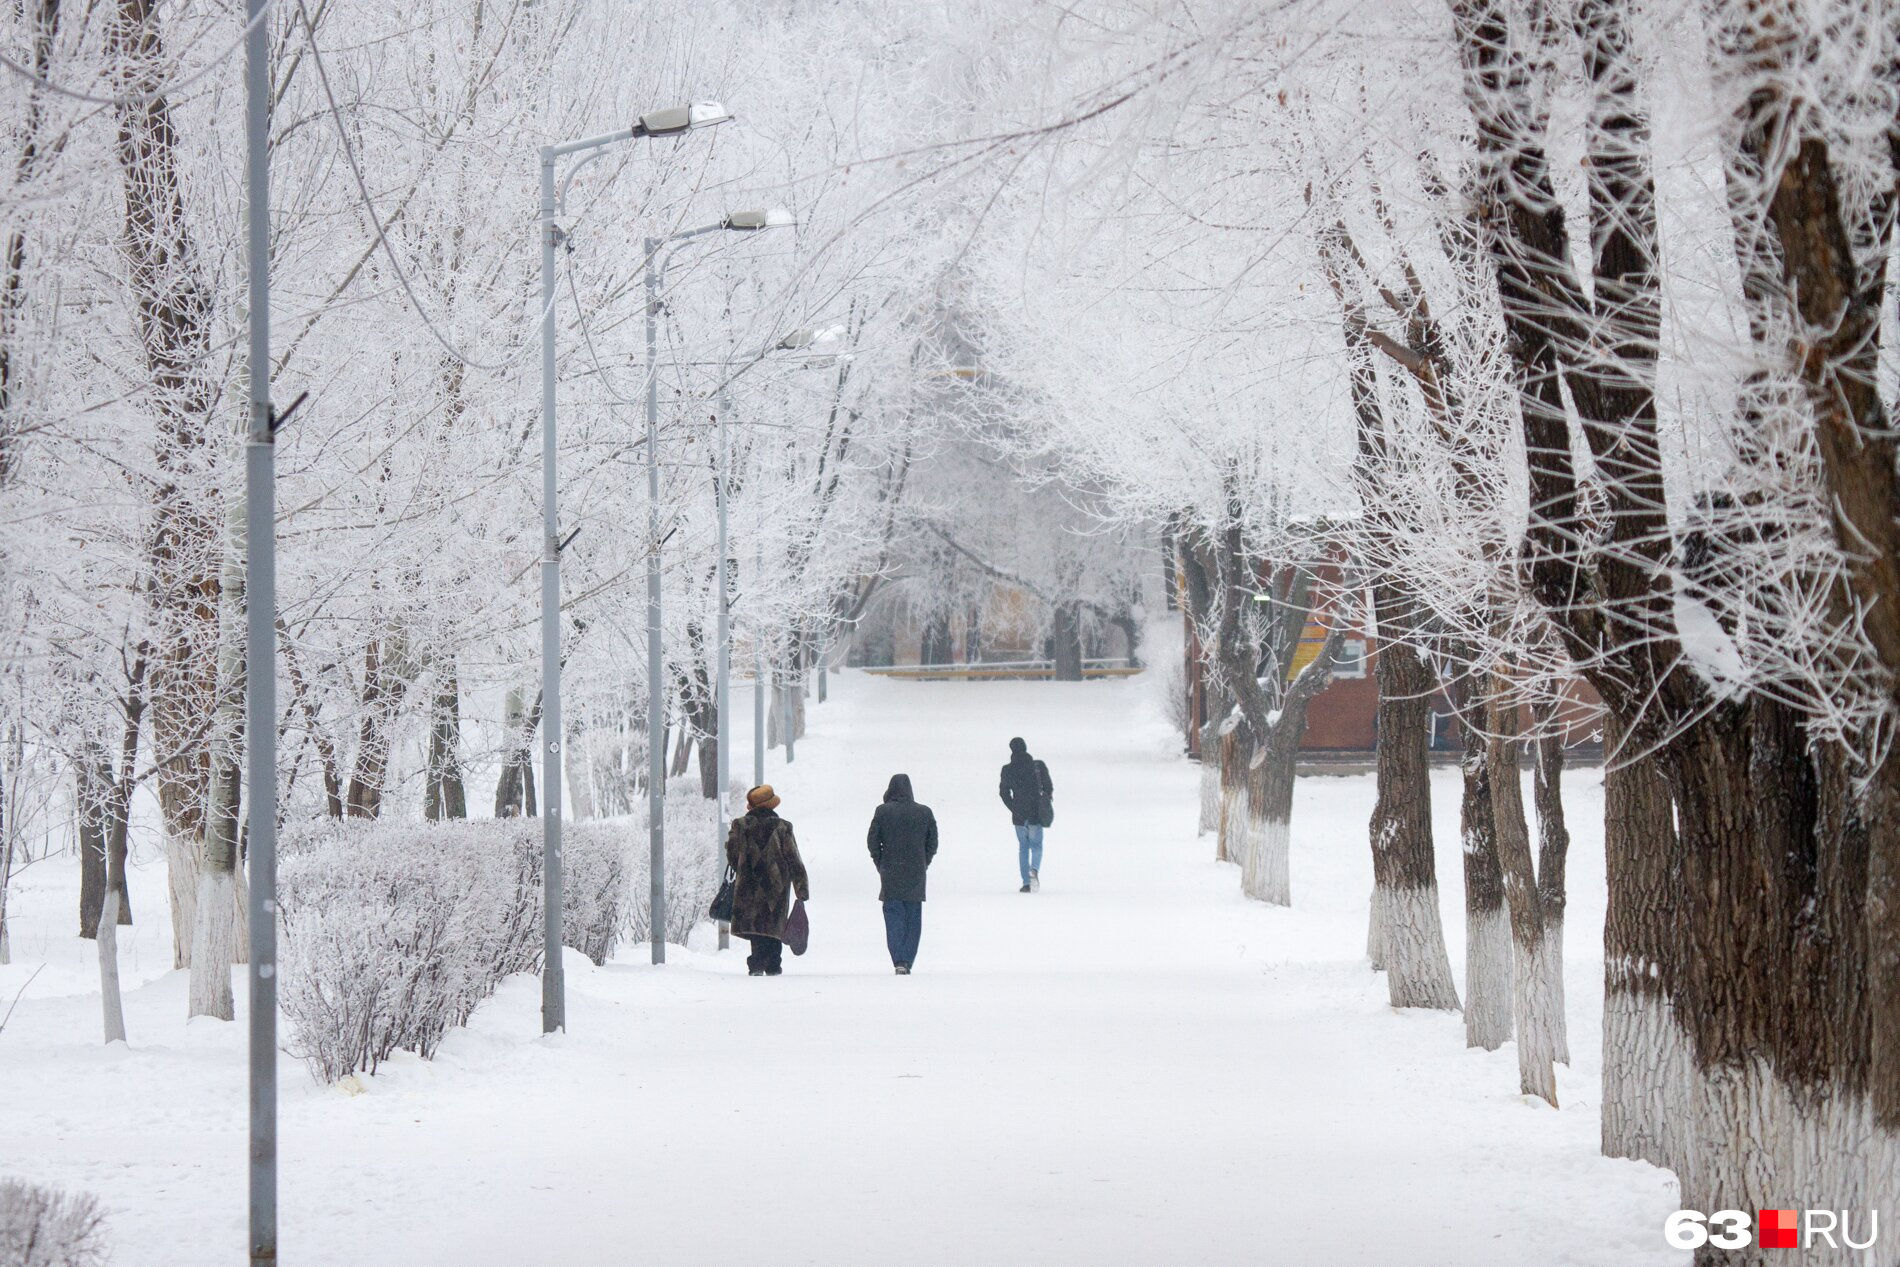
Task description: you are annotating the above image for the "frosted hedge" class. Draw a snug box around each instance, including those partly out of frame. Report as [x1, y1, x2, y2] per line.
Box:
[279, 795, 725, 1083]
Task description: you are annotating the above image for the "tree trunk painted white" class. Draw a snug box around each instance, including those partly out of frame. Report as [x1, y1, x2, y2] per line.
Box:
[565, 726, 596, 821]
[1242, 817, 1291, 907]
[1197, 718, 1220, 836]
[1464, 904, 1512, 1051]
[1599, 713, 1684, 1168]
[1380, 883, 1460, 1010]
[1600, 986, 1689, 1173]
[97, 888, 126, 1045]
[1365, 884, 1386, 971]
[1451, 674, 1510, 1051]
[188, 487, 247, 1021]
[187, 868, 238, 1020]
[167, 833, 198, 969]
[1218, 779, 1246, 867]
[1542, 916, 1567, 1065]
[1508, 931, 1561, 1106]
[1215, 725, 1248, 866]
[1486, 695, 1558, 1104]
[1532, 727, 1570, 1066]
[1686, 1064, 1869, 1267]
[1368, 634, 1459, 1010]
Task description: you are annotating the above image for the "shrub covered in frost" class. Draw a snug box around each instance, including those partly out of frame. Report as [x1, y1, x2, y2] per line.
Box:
[279, 795, 727, 1083]
[625, 784, 729, 946]
[0, 1178, 107, 1267]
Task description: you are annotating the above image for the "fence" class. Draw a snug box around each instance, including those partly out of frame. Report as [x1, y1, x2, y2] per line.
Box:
[862, 657, 1140, 682]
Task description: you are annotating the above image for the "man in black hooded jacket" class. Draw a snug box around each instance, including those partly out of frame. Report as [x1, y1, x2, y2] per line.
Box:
[999, 737, 1053, 892]
[867, 773, 938, 973]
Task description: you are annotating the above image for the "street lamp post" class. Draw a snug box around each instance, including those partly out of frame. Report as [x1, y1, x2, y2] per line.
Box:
[243, 3, 275, 1261]
[537, 101, 729, 1033]
[643, 210, 794, 966]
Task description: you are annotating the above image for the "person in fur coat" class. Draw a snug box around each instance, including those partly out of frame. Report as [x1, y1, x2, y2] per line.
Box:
[726, 784, 811, 975]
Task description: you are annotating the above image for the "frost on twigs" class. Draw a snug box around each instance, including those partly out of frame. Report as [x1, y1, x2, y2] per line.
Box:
[278, 807, 722, 1083]
[0, 1178, 108, 1267]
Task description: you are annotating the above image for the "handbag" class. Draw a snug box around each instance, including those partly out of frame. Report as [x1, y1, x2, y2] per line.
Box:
[709, 865, 736, 923]
[784, 898, 809, 956]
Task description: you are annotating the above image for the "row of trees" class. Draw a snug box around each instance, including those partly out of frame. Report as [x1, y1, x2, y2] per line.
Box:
[0, 1, 1029, 1008]
[0, 0, 1156, 1022]
[937, 0, 1895, 1259]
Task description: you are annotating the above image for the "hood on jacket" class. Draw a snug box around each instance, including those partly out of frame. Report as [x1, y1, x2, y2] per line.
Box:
[1008, 737, 1028, 757]
[883, 773, 914, 803]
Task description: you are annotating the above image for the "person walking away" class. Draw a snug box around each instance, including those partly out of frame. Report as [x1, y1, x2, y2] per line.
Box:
[867, 774, 938, 974]
[727, 784, 810, 975]
[998, 737, 1053, 892]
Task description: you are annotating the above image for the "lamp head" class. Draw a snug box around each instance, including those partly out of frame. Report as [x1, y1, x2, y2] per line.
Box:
[776, 323, 847, 351]
[724, 207, 796, 232]
[636, 101, 732, 136]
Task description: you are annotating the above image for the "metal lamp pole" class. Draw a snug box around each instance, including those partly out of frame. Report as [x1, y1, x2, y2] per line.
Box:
[714, 392, 731, 951]
[536, 102, 730, 1031]
[642, 209, 794, 966]
[755, 541, 767, 788]
[243, 1, 276, 1261]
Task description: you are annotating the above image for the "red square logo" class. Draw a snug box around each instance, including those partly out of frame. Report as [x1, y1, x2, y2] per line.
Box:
[1759, 1209, 1799, 1249]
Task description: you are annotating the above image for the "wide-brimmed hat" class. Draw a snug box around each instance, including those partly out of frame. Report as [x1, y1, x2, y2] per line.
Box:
[746, 784, 781, 811]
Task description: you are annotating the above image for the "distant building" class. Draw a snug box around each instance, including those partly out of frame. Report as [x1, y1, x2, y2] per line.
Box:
[1181, 575, 1601, 760]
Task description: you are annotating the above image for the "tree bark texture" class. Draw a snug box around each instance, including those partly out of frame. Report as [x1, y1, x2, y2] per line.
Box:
[1600, 713, 1688, 1170]
[1449, 669, 1510, 1051]
[424, 666, 467, 820]
[1486, 679, 1560, 1105]
[493, 688, 540, 818]
[1532, 719, 1571, 1065]
[1368, 618, 1459, 1011]
[109, 0, 223, 970]
[1455, 0, 1891, 1236]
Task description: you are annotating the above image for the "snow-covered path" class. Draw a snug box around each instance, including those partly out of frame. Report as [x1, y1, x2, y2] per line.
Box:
[1, 668, 1685, 1266]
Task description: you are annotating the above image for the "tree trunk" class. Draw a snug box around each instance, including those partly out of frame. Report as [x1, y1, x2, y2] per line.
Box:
[1532, 718, 1571, 1065]
[345, 636, 404, 818]
[1242, 630, 1341, 906]
[920, 612, 953, 668]
[95, 650, 148, 1042]
[1216, 722, 1249, 866]
[76, 748, 111, 939]
[493, 688, 540, 818]
[0, 0, 62, 489]
[1451, 670, 1510, 1051]
[1051, 602, 1084, 680]
[1111, 610, 1142, 669]
[1197, 717, 1221, 836]
[111, 0, 224, 972]
[0, 727, 17, 963]
[190, 496, 247, 1022]
[424, 666, 467, 820]
[564, 725, 596, 822]
[1486, 680, 1559, 1106]
[1367, 620, 1460, 1010]
[1600, 712, 1688, 1171]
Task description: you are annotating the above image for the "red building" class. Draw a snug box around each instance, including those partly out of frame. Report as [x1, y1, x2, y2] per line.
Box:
[1180, 574, 1600, 760]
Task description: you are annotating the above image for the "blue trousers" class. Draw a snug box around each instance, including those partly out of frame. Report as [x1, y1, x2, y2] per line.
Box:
[1015, 823, 1044, 884]
[882, 900, 923, 967]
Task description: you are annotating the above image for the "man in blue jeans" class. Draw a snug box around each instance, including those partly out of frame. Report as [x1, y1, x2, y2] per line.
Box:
[867, 774, 937, 973]
[998, 737, 1054, 892]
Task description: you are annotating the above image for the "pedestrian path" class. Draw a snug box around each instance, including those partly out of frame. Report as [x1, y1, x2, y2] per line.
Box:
[1, 668, 1685, 1266]
[387, 670, 1680, 1267]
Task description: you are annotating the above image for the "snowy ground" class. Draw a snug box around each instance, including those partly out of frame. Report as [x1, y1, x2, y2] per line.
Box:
[0, 664, 1687, 1267]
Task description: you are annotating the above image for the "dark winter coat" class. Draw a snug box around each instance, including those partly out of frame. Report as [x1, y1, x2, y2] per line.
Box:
[999, 748, 1054, 827]
[867, 774, 939, 903]
[725, 807, 810, 940]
